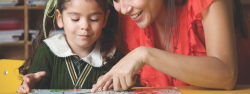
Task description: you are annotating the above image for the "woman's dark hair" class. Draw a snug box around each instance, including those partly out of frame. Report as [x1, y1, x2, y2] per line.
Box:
[19, 0, 118, 75]
[163, 0, 188, 52]
[111, 0, 248, 51]
[234, 0, 249, 39]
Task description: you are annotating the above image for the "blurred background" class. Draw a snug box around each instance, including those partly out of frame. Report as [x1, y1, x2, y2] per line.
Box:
[0, 0, 63, 60]
[0, 0, 250, 60]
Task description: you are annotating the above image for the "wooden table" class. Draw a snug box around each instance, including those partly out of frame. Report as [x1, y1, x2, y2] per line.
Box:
[12, 85, 250, 94]
[132, 85, 250, 94]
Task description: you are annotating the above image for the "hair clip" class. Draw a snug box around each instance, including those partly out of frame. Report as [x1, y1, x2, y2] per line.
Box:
[43, 0, 58, 38]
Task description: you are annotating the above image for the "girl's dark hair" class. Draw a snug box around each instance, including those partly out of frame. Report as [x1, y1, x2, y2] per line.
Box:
[19, 0, 118, 75]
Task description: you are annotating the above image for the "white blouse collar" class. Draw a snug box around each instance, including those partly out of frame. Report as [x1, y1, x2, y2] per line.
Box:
[43, 34, 116, 67]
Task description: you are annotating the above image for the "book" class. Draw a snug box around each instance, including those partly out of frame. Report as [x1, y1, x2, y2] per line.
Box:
[0, 29, 23, 44]
[27, 0, 47, 6]
[0, 0, 18, 7]
[29, 87, 182, 94]
[0, 19, 23, 30]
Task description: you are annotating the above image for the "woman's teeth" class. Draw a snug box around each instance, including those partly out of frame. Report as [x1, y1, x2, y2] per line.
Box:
[131, 12, 142, 19]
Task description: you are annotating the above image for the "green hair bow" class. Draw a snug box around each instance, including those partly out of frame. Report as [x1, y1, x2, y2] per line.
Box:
[43, 0, 58, 38]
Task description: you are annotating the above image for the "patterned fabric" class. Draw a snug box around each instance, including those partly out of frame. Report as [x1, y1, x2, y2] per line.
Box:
[65, 56, 93, 88]
[27, 42, 124, 89]
[72, 56, 85, 75]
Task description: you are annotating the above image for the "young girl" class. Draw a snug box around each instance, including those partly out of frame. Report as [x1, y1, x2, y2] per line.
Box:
[17, 0, 122, 93]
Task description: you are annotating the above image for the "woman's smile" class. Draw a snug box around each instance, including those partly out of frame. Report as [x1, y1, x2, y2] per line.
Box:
[130, 11, 143, 22]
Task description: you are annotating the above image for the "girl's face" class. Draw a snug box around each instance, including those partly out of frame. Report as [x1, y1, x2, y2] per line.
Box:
[113, 0, 165, 29]
[56, 0, 109, 48]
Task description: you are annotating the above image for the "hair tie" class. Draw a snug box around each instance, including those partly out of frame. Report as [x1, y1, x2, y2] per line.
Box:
[43, 0, 58, 38]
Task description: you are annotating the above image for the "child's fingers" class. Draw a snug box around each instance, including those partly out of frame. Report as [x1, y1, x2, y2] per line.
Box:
[23, 75, 30, 83]
[22, 81, 30, 93]
[17, 85, 27, 93]
[33, 71, 46, 82]
[34, 71, 46, 79]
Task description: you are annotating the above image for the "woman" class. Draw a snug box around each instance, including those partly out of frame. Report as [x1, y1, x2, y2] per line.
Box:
[91, 0, 250, 92]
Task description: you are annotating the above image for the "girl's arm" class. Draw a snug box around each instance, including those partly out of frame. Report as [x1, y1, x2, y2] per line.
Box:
[92, 0, 237, 92]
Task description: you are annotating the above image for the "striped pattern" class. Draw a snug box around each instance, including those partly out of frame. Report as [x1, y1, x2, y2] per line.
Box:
[65, 57, 92, 88]
[65, 57, 77, 85]
[26, 42, 123, 89]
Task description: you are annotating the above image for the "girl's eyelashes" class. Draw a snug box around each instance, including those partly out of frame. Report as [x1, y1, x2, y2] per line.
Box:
[90, 19, 99, 22]
[71, 18, 99, 22]
[72, 19, 80, 22]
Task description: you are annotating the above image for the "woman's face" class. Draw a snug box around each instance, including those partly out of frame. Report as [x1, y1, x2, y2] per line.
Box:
[113, 0, 165, 29]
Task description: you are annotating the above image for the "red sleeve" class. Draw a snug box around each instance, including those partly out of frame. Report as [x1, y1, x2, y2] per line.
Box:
[189, 0, 214, 18]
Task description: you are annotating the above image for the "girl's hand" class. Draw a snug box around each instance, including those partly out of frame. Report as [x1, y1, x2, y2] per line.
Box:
[91, 47, 147, 92]
[17, 71, 46, 93]
[92, 75, 113, 90]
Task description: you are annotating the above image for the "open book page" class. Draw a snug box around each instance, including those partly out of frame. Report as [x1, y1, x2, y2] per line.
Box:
[29, 87, 182, 94]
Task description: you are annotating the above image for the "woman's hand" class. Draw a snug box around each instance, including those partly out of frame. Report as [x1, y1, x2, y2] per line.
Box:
[91, 47, 148, 92]
[17, 71, 46, 93]
[92, 75, 113, 90]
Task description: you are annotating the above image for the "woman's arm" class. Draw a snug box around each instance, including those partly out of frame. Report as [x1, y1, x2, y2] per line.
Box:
[143, 0, 237, 90]
[92, 0, 237, 92]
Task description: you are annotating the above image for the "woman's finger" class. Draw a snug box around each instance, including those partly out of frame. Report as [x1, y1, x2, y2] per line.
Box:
[132, 75, 138, 85]
[113, 74, 122, 91]
[119, 76, 128, 90]
[99, 84, 105, 90]
[91, 71, 112, 92]
[92, 84, 96, 88]
[108, 84, 113, 89]
[125, 74, 137, 88]
[103, 80, 113, 90]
